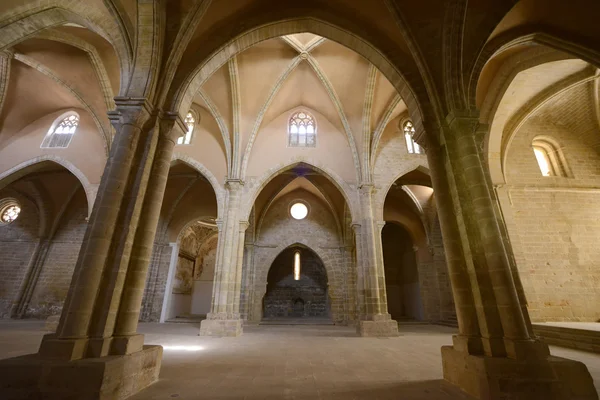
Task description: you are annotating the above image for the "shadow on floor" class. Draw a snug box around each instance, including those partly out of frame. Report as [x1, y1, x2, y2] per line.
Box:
[145, 379, 474, 400]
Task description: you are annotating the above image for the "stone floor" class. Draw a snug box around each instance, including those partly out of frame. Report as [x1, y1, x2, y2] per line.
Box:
[0, 321, 599, 399]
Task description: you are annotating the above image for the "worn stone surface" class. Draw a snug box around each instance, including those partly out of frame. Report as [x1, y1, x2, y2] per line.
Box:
[0, 344, 162, 400]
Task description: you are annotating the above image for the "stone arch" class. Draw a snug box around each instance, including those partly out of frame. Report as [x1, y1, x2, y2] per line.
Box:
[0, 155, 96, 216]
[475, 39, 597, 184]
[470, 31, 600, 111]
[170, 153, 225, 220]
[375, 164, 430, 223]
[0, 4, 132, 92]
[254, 240, 346, 323]
[166, 16, 432, 142]
[240, 160, 356, 223]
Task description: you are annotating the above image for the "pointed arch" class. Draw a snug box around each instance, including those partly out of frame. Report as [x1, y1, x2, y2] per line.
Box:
[0, 155, 96, 216]
[240, 160, 356, 223]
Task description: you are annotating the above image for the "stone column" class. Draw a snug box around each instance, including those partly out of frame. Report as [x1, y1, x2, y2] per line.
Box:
[437, 111, 597, 399]
[200, 180, 245, 336]
[444, 113, 533, 358]
[111, 113, 186, 355]
[39, 98, 157, 360]
[425, 131, 483, 355]
[354, 185, 398, 337]
[0, 99, 165, 400]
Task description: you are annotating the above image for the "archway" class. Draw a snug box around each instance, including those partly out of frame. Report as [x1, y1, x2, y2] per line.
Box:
[139, 160, 220, 323]
[262, 246, 331, 322]
[0, 160, 88, 320]
[382, 223, 422, 321]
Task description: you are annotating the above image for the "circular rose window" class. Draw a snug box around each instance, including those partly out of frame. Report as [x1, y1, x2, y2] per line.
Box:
[290, 202, 308, 220]
[0, 199, 21, 225]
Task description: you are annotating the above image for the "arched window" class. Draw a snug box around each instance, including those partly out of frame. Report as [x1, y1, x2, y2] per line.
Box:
[532, 136, 571, 177]
[403, 121, 422, 154]
[177, 111, 196, 145]
[288, 111, 316, 147]
[41, 112, 79, 148]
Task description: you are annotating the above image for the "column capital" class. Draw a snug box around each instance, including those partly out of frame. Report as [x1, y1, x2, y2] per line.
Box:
[0, 48, 14, 59]
[445, 109, 480, 134]
[225, 179, 244, 191]
[107, 97, 155, 132]
[159, 111, 187, 142]
[238, 220, 249, 231]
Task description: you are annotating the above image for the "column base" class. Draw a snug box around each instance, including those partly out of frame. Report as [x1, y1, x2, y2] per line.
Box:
[0, 345, 162, 400]
[199, 319, 243, 337]
[441, 345, 598, 399]
[357, 315, 399, 337]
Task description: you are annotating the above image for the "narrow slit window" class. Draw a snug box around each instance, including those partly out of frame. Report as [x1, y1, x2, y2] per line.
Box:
[177, 111, 196, 145]
[533, 147, 552, 177]
[403, 121, 422, 154]
[294, 251, 301, 281]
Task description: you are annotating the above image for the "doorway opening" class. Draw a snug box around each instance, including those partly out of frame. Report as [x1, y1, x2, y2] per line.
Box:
[382, 223, 424, 322]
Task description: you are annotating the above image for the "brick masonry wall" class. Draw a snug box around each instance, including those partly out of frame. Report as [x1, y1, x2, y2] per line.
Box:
[0, 191, 38, 318]
[244, 190, 355, 324]
[263, 248, 330, 319]
[26, 189, 87, 318]
[502, 83, 600, 322]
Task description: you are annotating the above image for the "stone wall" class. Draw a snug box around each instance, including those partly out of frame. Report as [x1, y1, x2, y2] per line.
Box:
[501, 84, 600, 322]
[382, 223, 422, 320]
[263, 248, 330, 319]
[0, 191, 38, 318]
[244, 190, 356, 325]
[26, 189, 87, 318]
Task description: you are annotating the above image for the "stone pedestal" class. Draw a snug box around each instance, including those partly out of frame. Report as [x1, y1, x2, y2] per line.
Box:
[357, 315, 399, 337]
[199, 319, 243, 337]
[442, 345, 598, 399]
[0, 345, 162, 400]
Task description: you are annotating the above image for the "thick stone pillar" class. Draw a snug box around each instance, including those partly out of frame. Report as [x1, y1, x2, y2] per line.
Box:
[39, 98, 158, 359]
[435, 111, 597, 399]
[354, 185, 398, 337]
[199, 181, 245, 336]
[0, 99, 166, 400]
[425, 131, 483, 355]
[111, 113, 185, 354]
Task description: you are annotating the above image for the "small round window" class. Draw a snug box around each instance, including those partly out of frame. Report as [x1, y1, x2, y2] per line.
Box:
[290, 202, 308, 220]
[0, 199, 21, 225]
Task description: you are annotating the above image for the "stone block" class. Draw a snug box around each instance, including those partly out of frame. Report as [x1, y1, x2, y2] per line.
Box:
[44, 315, 59, 332]
[357, 319, 399, 337]
[0, 345, 163, 400]
[441, 345, 598, 399]
[199, 318, 243, 337]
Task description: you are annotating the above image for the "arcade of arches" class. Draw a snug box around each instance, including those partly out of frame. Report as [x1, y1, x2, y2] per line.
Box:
[0, 1, 599, 399]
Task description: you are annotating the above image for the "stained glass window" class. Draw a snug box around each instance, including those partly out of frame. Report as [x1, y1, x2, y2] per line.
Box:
[289, 111, 316, 147]
[41, 113, 79, 148]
